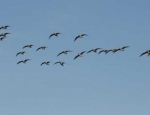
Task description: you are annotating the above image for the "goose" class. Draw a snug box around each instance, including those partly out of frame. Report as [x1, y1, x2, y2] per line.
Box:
[0, 25, 10, 29]
[57, 50, 73, 56]
[74, 34, 88, 41]
[22, 45, 34, 49]
[36, 46, 47, 51]
[16, 51, 25, 57]
[87, 48, 101, 54]
[107, 49, 118, 54]
[117, 46, 129, 51]
[74, 51, 86, 60]
[98, 50, 108, 54]
[54, 61, 65, 66]
[17, 59, 30, 64]
[0, 33, 10, 37]
[49, 32, 61, 39]
[40, 61, 50, 66]
[140, 50, 150, 57]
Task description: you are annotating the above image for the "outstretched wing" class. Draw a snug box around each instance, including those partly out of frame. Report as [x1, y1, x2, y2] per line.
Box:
[22, 45, 27, 49]
[122, 46, 129, 49]
[49, 33, 55, 39]
[54, 62, 60, 65]
[57, 52, 63, 56]
[81, 51, 86, 55]
[17, 60, 23, 64]
[36, 47, 41, 51]
[74, 55, 79, 60]
[140, 51, 148, 57]
[74, 36, 80, 41]
[87, 50, 93, 54]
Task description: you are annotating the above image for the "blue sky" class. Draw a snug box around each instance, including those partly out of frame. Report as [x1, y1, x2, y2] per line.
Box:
[0, 0, 150, 115]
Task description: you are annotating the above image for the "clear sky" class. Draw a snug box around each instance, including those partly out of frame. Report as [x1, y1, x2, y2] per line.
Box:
[0, 0, 150, 115]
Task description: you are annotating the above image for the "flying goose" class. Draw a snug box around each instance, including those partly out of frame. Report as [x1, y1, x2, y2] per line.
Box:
[17, 59, 30, 64]
[74, 34, 88, 41]
[140, 50, 150, 57]
[40, 61, 50, 66]
[107, 49, 118, 54]
[36, 46, 47, 51]
[0, 33, 10, 37]
[49, 32, 61, 39]
[117, 46, 129, 51]
[54, 61, 66, 66]
[0, 25, 10, 29]
[16, 51, 25, 57]
[87, 48, 101, 54]
[74, 51, 86, 60]
[98, 50, 108, 54]
[57, 50, 73, 56]
[22, 45, 34, 49]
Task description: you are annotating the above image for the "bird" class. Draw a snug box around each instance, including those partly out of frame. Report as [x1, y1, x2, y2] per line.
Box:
[54, 61, 66, 66]
[17, 59, 30, 64]
[74, 34, 88, 41]
[106, 49, 118, 54]
[0, 36, 6, 41]
[87, 48, 101, 54]
[22, 45, 34, 49]
[117, 46, 129, 51]
[140, 50, 150, 57]
[0, 33, 10, 37]
[74, 51, 86, 60]
[36, 46, 47, 51]
[57, 50, 73, 56]
[98, 50, 109, 54]
[16, 51, 25, 57]
[49, 32, 61, 39]
[0, 25, 10, 30]
[40, 61, 50, 66]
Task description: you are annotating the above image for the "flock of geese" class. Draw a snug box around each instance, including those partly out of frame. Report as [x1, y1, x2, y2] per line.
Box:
[0, 25, 150, 66]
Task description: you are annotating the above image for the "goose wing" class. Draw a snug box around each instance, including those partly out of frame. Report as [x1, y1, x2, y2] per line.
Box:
[140, 51, 148, 57]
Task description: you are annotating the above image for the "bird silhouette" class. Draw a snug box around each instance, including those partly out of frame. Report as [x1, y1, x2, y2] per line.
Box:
[49, 32, 61, 39]
[0, 25, 10, 30]
[117, 46, 129, 51]
[0, 33, 10, 37]
[40, 61, 50, 66]
[36, 46, 47, 51]
[140, 50, 150, 57]
[98, 50, 109, 54]
[74, 51, 86, 60]
[74, 34, 88, 41]
[54, 61, 66, 66]
[57, 50, 73, 56]
[87, 48, 101, 54]
[22, 45, 34, 49]
[17, 59, 30, 64]
[16, 51, 25, 57]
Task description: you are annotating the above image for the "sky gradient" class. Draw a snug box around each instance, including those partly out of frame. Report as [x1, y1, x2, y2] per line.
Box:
[0, 0, 150, 115]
